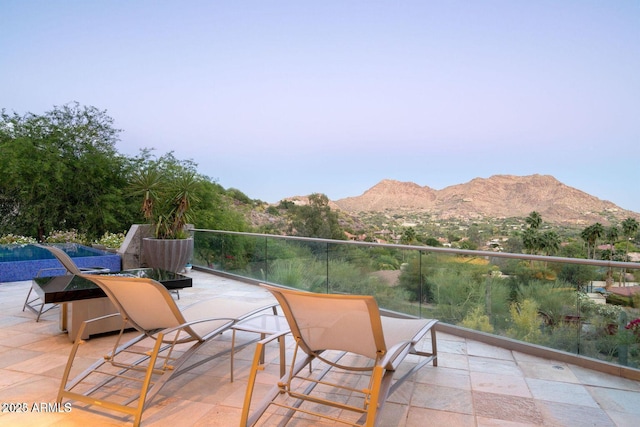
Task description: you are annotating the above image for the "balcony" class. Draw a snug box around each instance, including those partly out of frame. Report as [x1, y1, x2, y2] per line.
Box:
[2, 269, 640, 425]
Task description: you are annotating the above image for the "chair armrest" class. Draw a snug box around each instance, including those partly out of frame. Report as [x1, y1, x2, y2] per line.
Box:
[379, 319, 438, 370]
[255, 329, 290, 346]
[379, 340, 413, 370]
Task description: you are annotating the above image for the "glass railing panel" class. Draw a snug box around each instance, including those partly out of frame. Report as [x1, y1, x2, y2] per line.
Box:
[325, 242, 421, 314]
[419, 251, 496, 326]
[192, 230, 261, 278]
[191, 229, 640, 372]
[576, 264, 640, 369]
[262, 238, 327, 292]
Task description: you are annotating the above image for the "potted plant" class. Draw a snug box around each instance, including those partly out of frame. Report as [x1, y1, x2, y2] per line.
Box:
[130, 157, 201, 273]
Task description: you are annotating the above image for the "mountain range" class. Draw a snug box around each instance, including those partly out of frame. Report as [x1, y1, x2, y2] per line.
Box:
[329, 174, 639, 226]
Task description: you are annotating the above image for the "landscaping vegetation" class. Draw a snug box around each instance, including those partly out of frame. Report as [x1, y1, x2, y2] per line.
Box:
[0, 104, 249, 242]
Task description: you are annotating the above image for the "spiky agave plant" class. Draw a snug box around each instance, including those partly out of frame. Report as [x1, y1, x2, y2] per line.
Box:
[130, 166, 200, 239]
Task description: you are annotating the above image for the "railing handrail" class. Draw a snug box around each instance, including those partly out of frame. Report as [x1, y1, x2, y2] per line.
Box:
[192, 228, 640, 270]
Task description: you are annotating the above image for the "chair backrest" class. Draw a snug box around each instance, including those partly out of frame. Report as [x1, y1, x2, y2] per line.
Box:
[36, 244, 82, 275]
[79, 274, 189, 333]
[261, 284, 387, 360]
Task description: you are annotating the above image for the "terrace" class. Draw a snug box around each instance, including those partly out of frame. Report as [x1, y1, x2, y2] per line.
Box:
[2, 269, 640, 426]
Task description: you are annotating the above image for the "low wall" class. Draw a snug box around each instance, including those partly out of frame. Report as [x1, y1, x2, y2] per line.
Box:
[118, 224, 153, 270]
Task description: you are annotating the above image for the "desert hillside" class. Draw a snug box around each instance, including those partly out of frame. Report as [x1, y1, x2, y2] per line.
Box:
[332, 174, 639, 226]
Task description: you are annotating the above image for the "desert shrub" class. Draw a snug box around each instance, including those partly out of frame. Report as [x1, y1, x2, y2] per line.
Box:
[267, 258, 327, 291]
[430, 268, 485, 324]
[506, 299, 543, 343]
[518, 280, 577, 326]
[542, 323, 580, 353]
[461, 306, 494, 333]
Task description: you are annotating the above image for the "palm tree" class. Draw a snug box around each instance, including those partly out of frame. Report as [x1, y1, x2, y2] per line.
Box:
[522, 211, 543, 266]
[540, 230, 560, 268]
[581, 223, 604, 259]
[541, 230, 560, 256]
[522, 228, 539, 255]
[604, 225, 619, 286]
[525, 211, 542, 230]
[605, 226, 619, 261]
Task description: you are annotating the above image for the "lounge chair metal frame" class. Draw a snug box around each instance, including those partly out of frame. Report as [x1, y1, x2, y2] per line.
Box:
[241, 284, 438, 427]
[57, 274, 276, 427]
[22, 244, 110, 321]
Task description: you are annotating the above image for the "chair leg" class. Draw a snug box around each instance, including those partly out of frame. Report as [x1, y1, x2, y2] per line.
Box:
[133, 334, 165, 427]
[23, 287, 57, 322]
[365, 365, 386, 427]
[58, 323, 163, 427]
[36, 303, 44, 322]
[430, 326, 438, 367]
[22, 287, 34, 311]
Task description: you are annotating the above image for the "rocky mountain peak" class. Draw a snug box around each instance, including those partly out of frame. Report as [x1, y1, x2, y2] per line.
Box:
[332, 174, 639, 226]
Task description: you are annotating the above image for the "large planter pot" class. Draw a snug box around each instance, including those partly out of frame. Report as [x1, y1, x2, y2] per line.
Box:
[142, 237, 194, 273]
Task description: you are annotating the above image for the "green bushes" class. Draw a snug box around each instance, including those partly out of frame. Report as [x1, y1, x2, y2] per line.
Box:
[461, 306, 494, 333]
[0, 234, 37, 244]
[93, 232, 126, 249]
[0, 230, 125, 249]
[44, 229, 87, 244]
[607, 293, 635, 307]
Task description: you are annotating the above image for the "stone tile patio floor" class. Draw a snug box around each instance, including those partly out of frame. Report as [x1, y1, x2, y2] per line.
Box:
[1, 270, 640, 426]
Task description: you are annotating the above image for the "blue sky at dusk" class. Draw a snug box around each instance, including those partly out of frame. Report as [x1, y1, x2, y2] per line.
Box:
[2, 1, 639, 212]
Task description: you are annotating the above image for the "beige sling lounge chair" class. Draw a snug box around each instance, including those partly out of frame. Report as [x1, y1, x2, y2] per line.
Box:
[241, 284, 438, 427]
[57, 274, 276, 427]
[22, 244, 110, 321]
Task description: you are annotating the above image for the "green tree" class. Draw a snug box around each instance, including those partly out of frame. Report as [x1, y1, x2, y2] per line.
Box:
[558, 263, 596, 288]
[424, 236, 442, 247]
[0, 103, 130, 240]
[458, 239, 478, 250]
[289, 193, 345, 240]
[502, 234, 524, 253]
[466, 224, 484, 248]
[398, 254, 434, 303]
[401, 227, 417, 244]
[557, 240, 586, 259]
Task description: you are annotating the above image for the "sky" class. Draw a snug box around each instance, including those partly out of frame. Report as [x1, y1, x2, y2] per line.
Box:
[2, 1, 639, 212]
